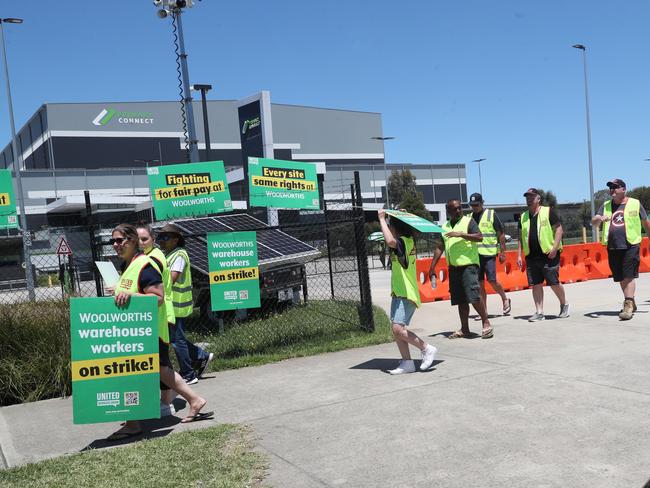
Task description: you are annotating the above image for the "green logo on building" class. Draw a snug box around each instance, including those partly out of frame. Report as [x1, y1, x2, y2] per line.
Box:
[92, 108, 154, 126]
[241, 116, 261, 135]
[92, 108, 116, 126]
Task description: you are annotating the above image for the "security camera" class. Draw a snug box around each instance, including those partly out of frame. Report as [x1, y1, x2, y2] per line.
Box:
[157, 8, 169, 18]
[153, 0, 163, 6]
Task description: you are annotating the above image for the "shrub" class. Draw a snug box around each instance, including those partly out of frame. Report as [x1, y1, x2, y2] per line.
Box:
[0, 301, 71, 406]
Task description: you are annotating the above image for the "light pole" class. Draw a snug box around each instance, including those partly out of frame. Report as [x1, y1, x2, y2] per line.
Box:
[472, 158, 486, 196]
[1, 17, 35, 300]
[191, 84, 213, 161]
[573, 44, 596, 241]
[371, 136, 395, 208]
[155, 1, 199, 163]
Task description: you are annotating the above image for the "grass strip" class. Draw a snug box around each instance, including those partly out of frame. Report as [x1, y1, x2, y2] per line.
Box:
[0, 424, 267, 488]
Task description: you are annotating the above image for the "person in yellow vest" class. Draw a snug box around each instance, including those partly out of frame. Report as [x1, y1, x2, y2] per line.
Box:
[107, 224, 212, 441]
[517, 188, 569, 322]
[378, 208, 437, 375]
[136, 223, 178, 417]
[591, 179, 650, 320]
[158, 223, 213, 385]
[468, 193, 512, 316]
[429, 199, 493, 339]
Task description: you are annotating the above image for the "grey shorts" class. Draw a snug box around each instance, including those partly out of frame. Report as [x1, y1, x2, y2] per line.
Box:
[608, 245, 640, 282]
[449, 265, 480, 305]
[478, 255, 498, 282]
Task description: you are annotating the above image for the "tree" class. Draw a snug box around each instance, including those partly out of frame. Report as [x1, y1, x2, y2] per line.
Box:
[387, 169, 432, 221]
[536, 189, 558, 207]
[627, 186, 650, 211]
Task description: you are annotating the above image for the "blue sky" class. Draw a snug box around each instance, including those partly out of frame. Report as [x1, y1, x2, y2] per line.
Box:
[1, 0, 649, 204]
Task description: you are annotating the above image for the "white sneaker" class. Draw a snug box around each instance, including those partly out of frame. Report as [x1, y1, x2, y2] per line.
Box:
[160, 402, 176, 417]
[420, 345, 438, 371]
[388, 360, 416, 375]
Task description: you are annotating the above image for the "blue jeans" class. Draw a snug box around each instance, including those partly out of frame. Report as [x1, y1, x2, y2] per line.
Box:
[170, 317, 209, 380]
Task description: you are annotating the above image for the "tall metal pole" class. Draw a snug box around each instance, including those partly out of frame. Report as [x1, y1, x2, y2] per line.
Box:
[174, 10, 199, 163]
[198, 87, 211, 161]
[0, 20, 35, 300]
[472, 158, 486, 196]
[573, 44, 596, 241]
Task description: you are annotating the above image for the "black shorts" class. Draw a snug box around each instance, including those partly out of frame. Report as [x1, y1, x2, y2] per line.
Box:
[478, 255, 498, 282]
[159, 339, 172, 391]
[608, 245, 639, 282]
[449, 264, 480, 305]
[525, 255, 560, 286]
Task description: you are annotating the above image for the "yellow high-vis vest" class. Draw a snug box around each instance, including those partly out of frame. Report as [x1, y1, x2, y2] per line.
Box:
[442, 215, 479, 266]
[601, 198, 642, 246]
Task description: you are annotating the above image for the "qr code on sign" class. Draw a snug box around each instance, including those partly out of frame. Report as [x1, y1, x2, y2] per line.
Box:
[124, 391, 139, 406]
[239, 290, 248, 299]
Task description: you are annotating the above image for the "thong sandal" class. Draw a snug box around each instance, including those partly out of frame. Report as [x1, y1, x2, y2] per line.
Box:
[181, 411, 214, 424]
[503, 299, 512, 315]
[448, 330, 468, 339]
[481, 327, 494, 339]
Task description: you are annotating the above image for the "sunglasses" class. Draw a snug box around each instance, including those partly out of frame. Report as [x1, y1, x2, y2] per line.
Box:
[608, 186, 621, 190]
[109, 237, 128, 245]
[157, 234, 175, 241]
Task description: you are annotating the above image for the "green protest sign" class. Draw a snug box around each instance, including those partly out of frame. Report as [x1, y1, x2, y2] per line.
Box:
[147, 161, 232, 220]
[248, 157, 320, 210]
[385, 210, 443, 233]
[70, 296, 160, 424]
[0, 169, 18, 230]
[208, 231, 261, 311]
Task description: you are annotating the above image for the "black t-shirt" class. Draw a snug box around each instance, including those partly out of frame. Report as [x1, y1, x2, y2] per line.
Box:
[472, 209, 504, 233]
[518, 207, 560, 258]
[596, 201, 648, 250]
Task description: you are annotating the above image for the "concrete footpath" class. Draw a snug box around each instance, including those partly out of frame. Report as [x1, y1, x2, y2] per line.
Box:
[2, 272, 650, 487]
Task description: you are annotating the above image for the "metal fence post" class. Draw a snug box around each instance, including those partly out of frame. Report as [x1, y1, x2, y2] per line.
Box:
[353, 171, 374, 331]
[84, 191, 103, 297]
[323, 199, 335, 299]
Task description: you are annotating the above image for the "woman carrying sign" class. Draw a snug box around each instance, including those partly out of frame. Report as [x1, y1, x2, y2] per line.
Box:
[107, 224, 213, 441]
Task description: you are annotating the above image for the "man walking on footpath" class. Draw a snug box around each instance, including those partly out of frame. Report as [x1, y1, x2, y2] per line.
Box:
[429, 199, 493, 339]
[517, 188, 569, 322]
[468, 193, 512, 316]
[591, 179, 650, 320]
[378, 209, 437, 374]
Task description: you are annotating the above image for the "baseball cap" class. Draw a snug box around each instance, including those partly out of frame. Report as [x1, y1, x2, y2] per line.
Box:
[606, 178, 626, 189]
[468, 193, 483, 205]
[523, 188, 540, 197]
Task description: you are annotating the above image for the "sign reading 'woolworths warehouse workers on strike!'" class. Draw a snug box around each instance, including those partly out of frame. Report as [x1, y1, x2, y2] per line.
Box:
[148, 161, 232, 220]
[248, 157, 320, 210]
[0, 169, 19, 230]
[70, 297, 160, 424]
[208, 231, 260, 311]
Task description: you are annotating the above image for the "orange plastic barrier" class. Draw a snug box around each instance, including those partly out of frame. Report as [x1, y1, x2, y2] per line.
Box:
[581, 242, 612, 280]
[558, 245, 588, 284]
[639, 237, 650, 273]
[416, 257, 450, 302]
[417, 238, 650, 303]
[495, 252, 529, 292]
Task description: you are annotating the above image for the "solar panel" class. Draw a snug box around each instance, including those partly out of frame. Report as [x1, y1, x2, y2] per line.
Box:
[214, 214, 269, 231]
[169, 213, 320, 275]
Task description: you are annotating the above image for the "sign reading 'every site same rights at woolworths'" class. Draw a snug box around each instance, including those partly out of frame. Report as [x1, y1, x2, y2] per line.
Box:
[248, 157, 320, 210]
[208, 231, 261, 311]
[147, 161, 232, 219]
[70, 297, 160, 424]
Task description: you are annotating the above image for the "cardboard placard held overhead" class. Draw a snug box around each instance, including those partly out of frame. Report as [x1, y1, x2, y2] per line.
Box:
[385, 210, 443, 233]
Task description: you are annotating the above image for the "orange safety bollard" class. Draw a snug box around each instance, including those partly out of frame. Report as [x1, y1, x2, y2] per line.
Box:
[416, 257, 451, 302]
[558, 244, 588, 284]
[581, 242, 612, 280]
